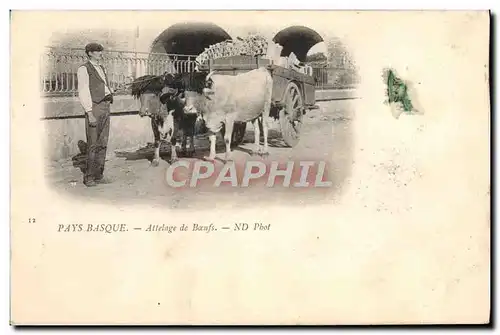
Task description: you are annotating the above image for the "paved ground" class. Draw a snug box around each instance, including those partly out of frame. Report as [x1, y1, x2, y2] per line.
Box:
[44, 100, 355, 210]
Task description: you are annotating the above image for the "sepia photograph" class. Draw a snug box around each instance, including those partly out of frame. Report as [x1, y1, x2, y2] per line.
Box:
[39, 18, 359, 209]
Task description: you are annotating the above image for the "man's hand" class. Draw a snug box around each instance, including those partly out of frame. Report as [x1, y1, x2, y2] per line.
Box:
[87, 111, 97, 127]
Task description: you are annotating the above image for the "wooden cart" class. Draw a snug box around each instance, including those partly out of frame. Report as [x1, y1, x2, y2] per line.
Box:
[199, 55, 317, 148]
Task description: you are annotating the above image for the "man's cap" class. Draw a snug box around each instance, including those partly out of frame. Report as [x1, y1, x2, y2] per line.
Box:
[85, 43, 104, 53]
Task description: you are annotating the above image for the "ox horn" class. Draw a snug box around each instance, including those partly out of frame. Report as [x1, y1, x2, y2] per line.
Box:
[206, 70, 216, 83]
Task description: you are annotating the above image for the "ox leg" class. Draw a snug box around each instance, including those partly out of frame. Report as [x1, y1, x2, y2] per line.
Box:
[204, 131, 217, 162]
[260, 80, 272, 157]
[170, 120, 179, 163]
[224, 120, 234, 161]
[189, 134, 195, 156]
[185, 115, 197, 157]
[152, 142, 161, 166]
[171, 142, 178, 162]
[260, 115, 269, 157]
[180, 127, 187, 157]
[184, 134, 195, 158]
[151, 118, 161, 167]
[170, 137, 179, 163]
[252, 118, 261, 156]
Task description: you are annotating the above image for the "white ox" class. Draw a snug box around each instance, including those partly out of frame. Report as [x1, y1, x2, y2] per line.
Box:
[183, 67, 273, 161]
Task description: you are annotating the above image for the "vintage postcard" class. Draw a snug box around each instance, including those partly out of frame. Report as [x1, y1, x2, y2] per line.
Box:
[10, 10, 490, 325]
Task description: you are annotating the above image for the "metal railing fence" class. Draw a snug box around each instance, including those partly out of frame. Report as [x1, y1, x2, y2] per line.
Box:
[40, 47, 197, 96]
[40, 48, 359, 96]
[308, 65, 360, 90]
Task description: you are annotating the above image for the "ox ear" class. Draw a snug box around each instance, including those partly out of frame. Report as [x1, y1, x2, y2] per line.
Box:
[205, 71, 216, 85]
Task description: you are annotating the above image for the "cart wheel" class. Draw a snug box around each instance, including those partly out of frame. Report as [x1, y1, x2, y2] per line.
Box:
[280, 82, 303, 147]
[221, 122, 247, 148]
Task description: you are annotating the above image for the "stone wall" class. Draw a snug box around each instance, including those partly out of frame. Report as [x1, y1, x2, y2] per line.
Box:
[43, 96, 150, 162]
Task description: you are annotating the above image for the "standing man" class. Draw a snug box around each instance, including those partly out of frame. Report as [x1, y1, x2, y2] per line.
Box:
[77, 43, 114, 187]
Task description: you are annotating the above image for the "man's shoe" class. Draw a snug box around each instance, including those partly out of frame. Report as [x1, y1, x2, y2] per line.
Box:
[95, 177, 112, 184]
[84, 180, 97, 187]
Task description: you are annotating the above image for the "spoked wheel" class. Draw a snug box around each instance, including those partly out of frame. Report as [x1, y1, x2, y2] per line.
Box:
[221, 122, 247, 148]
[279, 82, 304, 147]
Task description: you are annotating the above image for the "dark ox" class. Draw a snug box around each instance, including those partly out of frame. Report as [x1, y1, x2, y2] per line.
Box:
[182, 67, 273, 161]
[130, 74, 197, 166]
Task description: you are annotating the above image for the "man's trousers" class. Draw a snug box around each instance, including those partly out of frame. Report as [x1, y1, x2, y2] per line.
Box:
[84, 100, 110, 183]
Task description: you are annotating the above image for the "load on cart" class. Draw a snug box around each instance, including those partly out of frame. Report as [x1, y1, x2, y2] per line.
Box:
[193, 35, 317, 150]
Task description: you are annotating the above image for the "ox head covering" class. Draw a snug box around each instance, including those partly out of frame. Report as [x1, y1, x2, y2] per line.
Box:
[176, 71, 214, 94]
[85, 43, 104, 55]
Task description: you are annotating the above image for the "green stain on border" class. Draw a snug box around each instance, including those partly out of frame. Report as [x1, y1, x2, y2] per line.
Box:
[385, 68, 414, 114]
